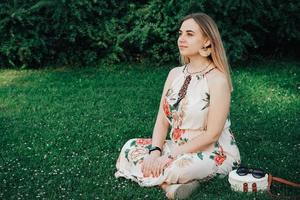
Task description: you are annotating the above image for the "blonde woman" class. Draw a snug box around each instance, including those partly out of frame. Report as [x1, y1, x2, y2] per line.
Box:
[115, 13, 241, 199]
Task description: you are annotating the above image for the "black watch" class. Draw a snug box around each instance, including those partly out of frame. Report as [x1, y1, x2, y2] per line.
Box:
[148, 146, 162, 155]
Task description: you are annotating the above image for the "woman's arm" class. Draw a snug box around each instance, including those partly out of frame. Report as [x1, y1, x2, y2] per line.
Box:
[150, 68, 179, 150]
[142, 68, 178, 177]
[171, 72, 231, 156]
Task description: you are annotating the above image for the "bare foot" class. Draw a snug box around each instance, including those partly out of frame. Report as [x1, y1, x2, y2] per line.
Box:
[163, 181, 200, 199]
[160, 182, 169, 191]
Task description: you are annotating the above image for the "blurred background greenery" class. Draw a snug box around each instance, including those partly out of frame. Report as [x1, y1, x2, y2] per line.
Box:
[0, 0, 299, 69]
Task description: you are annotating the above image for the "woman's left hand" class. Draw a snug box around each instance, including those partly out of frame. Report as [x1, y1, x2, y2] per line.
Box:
[152, 155, 172, 177]
[151, 146, 183, 177]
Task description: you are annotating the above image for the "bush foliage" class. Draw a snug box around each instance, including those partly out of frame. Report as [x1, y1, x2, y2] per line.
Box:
[0, 0, 299, 68]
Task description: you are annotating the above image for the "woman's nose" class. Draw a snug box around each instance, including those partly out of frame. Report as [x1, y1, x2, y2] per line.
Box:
[178, 36, 186, 44]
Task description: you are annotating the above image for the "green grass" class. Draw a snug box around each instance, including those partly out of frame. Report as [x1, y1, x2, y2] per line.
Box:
[0, 60, 299, 199]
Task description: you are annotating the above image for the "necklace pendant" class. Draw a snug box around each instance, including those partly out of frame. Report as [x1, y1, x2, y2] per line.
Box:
[196, 74, 204, 80]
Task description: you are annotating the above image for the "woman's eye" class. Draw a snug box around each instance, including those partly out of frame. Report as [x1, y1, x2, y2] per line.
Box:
[178, 32, 193, 37]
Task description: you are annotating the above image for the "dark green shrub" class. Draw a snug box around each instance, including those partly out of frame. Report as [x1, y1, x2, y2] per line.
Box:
[0, 0, 299, 68]
[0, 0, 125, 68]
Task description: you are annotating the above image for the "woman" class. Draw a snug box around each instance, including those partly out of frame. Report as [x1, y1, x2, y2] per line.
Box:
[115, 13, 241, 199]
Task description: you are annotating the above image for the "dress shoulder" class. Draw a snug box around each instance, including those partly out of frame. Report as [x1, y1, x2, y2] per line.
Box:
[167, 65, 185, 87]
[169, 65, 185, 76]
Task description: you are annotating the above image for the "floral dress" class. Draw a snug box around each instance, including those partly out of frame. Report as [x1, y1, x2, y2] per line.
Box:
[115, 65, 241, 187]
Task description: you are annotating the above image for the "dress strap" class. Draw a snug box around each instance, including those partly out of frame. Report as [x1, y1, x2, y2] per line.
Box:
[203, 67, 216, 76]
[182, 64, 187, 73]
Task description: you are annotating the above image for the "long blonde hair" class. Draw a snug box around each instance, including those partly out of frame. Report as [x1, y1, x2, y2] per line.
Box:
[179, 13, 233, 91]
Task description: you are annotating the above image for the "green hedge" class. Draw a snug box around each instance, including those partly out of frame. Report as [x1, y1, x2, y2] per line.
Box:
[0, 0, 299, 68]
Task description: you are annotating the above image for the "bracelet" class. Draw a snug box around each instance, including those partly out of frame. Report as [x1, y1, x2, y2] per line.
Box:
[148, 146, 162, 155]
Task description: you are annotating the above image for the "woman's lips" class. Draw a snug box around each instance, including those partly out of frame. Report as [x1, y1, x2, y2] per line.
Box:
[179, 45, 188, 48]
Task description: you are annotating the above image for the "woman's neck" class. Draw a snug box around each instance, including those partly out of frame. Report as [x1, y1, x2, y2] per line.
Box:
[187, 56, 211, 73]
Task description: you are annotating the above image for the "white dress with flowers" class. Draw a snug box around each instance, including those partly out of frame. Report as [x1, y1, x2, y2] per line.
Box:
[115, 65, 241, 187]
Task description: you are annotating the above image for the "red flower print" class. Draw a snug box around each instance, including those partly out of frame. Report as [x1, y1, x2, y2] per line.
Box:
[172, 128, 185, 140]
[214, 154, 226, 165]
[214, 145, 226, 165]
[136, 138, 152, 145]
[129, 148, 148, 164]
[163, 98, 171, 117]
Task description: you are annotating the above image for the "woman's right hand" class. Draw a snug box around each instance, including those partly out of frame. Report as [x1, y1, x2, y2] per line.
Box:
[141, 151, 161, 177]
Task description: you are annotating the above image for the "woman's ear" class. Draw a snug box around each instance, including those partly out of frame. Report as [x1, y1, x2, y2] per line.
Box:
[199, 38, 212, 57]
[204, 39, 211, 48]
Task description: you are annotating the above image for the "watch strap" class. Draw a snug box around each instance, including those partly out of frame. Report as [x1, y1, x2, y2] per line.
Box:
[149, 146, 162, 155]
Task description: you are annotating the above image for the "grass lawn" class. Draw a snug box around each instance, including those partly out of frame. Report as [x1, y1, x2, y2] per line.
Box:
[0, 60, 299, 199]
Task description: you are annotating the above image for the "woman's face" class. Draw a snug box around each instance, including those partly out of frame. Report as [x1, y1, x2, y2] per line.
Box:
[177, 18, 207, 57]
